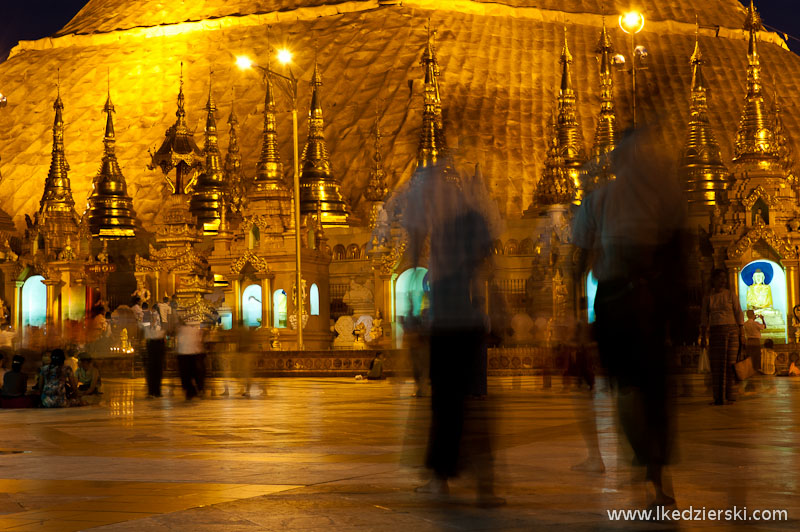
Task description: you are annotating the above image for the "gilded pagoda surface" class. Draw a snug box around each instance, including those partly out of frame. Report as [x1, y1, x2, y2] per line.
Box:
[0, 0, 797, 229]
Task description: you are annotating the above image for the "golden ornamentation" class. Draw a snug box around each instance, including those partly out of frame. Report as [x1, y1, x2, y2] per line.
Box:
[190, 76, 227, 233]
[728, 222, 797, 259]
[733, 1, 778, 163]
[57, 237, 76, 261]
[225, 99, 247, 216]
[229, 251, 270, 275]
[742, 185, 778, 211]
[182, 293, 217, 324]
[586, 20, 617, 190]
[148, 67, 204, 195]
[40, 88, 75, 216]
[299, 58, 349, 226]
[365, 110, 388, 202]
[535, 28, 585, 206]
[680, 24, 729, 208]
[87, 88, 136, 238]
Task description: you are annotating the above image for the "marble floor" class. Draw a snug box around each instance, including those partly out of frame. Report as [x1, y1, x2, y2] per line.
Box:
[0, 374, 798, 531]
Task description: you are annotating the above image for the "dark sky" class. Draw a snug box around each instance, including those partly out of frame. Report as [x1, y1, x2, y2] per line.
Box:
[0, 0, 799, 61]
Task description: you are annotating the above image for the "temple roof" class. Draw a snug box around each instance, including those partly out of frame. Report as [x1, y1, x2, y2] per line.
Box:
[0, 0, 798, 229]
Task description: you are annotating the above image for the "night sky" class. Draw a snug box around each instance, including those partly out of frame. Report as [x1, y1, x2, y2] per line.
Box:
[0, 0, 799, 61]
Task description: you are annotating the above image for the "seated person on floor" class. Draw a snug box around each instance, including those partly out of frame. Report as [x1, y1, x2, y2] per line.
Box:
[789, 353, 800, 376]
[1, 355, 27, 398]
[367, 352, 386, 380]
[76, 354, 102, 396]
[40, 349, 79, 408]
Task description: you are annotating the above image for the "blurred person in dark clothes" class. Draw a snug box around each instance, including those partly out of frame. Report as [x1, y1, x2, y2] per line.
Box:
[396, 162, 504, 506]
[573, 125, 688, 508]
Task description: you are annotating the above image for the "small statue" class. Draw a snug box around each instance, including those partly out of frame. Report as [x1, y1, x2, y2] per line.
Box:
[120, 328, 132, 353]
[710, 206, 722, 235]
[58, 236, 76, 261]
[370, 310, 384, 343]
[97, 240, 109, 263]
[270, 328, 281, 350]
[353, 321, 367, 350]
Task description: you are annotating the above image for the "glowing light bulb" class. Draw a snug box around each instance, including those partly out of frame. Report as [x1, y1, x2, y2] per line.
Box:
[277, 49, 292, 65]
[619, 11, 645, 34]
[235, 56, 253, 70]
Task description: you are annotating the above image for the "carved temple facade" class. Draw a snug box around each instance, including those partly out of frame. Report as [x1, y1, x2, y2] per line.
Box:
[1, 1, 799, 349]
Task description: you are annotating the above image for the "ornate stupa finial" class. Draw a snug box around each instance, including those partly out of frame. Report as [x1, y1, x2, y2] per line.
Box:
[586, 19, 619, 190]
[254, 71, 284, 188]
[39, 81, 75, 216]
[190, 71, 227, 233]
[299, 55, 349, 226]
[87, 78, 136, 238]
[535, 28, 585, 207]
[533, 109, 574, 207]
[149, 65, 204, 195]
[679, 23, 729, 209]
[733, 0, 777, 162]
[417, 20, 445, 168]
[225, 94, 246, 215]
[365, 108, 389, 202]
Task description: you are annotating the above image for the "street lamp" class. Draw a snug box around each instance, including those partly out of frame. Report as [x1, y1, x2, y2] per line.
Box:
[237, 50, 305, 350]
[619, 10, 646, 127]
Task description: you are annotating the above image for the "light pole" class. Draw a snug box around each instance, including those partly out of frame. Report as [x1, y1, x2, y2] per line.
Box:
[237, 51, 304, 350]
[619, 11, 645, 128]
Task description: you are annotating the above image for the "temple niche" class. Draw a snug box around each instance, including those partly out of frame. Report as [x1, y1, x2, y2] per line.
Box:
[739, 261, 787, 343]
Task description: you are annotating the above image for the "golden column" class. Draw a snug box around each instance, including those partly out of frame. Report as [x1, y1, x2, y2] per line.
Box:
[12, 280, 23, 330]
[259, 273, 274, 330]
[231, 278, 242, 327]
[786, 264, 799, 339]
[43, 278, 63, 334]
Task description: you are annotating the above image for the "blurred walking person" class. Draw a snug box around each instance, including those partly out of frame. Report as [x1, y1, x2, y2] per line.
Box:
[701, 269, 744, 404]
[142, 302, 165, 398]
[573, 126, 687, 507]
[396, 162, 503, 506]
[176, 319, 204, 400]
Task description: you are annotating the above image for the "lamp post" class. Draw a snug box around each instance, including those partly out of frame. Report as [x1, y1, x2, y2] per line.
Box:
[619, 11, 645, 128]
[237, 51, 304, 350]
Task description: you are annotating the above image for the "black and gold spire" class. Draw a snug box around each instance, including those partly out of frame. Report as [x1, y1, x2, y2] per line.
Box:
[733, 0, 777, 162]
[87, 84, 136, 238]
[190, 74, 228, 233]
[299, 57, 349, 226]
[365, 110, 388, 202]
[149, 65, 204, 195]
[225, 97, 246, 216]
[679, 24, 729, 208]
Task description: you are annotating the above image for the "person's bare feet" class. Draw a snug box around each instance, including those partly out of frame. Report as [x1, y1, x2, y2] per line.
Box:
[415, 476, 449, 496]
[571, 457, 606, 473]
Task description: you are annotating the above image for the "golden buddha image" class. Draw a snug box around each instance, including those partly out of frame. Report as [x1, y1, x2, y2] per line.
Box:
[746, 269, 773, 311]
[745, 267, 784, 337]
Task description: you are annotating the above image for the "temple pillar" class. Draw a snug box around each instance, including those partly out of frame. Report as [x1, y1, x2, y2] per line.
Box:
[259, 273, 274, 329]
[232, 278, 242, 326]
[12, 280, 23, 330]
[786, 263, 799, 340]
[42, 278, 63, 335]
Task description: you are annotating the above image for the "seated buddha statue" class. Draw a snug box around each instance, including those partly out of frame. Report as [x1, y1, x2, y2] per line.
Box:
[746, 269, 784, 333]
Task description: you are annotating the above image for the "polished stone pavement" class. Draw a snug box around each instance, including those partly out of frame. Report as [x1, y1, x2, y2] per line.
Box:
[0, 374, 798, 531]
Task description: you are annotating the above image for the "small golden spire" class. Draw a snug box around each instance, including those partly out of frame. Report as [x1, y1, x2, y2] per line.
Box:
[39, 83, 75, 216]
[149, 65, 204, 195]
[299, 55, 349, 226]
[772, 91, 796, 180]
[679, 24, 729, 209]
[225, 95, 245, 215]
[365, 107, 388, 202]
[254, 72, 284, 187]
[536, 28, 585, 206]
[587, 19, 618, 189]
[190, 71, 227, 233]
[87, 77, 136, 239]
[733, 0, 777, 162]
[417, 20, 445, 168]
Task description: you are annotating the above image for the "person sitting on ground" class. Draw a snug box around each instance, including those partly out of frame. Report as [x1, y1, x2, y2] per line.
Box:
[761, 339, 777, 393]
[789, 353, 800, 376]
[2, 355, 28, 398]
[40, 349, 78, 408]
[367, 352, 386, 380]
[75, 354, 102, 396]
[32, 353, 50, 394]
[64, 350, 79, 374]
